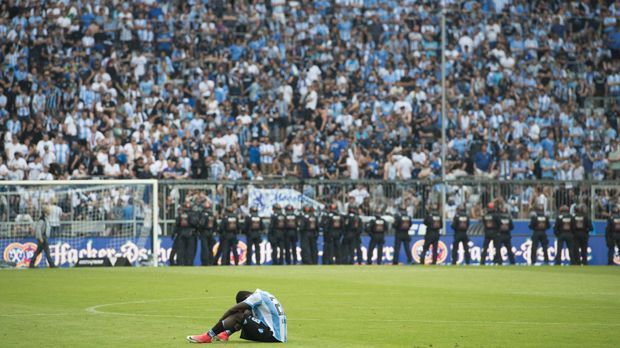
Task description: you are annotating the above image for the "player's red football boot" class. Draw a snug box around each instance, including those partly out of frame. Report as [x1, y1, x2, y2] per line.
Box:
[186, 332, 213, 343]
[216, 331, 229, 342]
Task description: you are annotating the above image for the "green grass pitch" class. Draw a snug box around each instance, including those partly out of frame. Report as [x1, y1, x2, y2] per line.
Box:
[1, 266, 619, 347]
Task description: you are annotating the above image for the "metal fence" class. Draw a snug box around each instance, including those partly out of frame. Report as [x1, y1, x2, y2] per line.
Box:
[0, 183, 151, 238]
[157, 179, 620, 236]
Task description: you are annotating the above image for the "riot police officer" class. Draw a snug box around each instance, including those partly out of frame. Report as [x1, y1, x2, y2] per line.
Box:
[219, 206, 240, 265]
[528, 204, 550, 265]
[343, 206, 363, 264]
[322, 204, 344, 265]
[572, 205, 592, 265]
[496, 205, 515, 265]
[393, 207, 413, 265]
[606, 206, 620, 265]
[299, 206, 319, 264]
[481, 203, 499, 266]
[351, 210, 364, 265]
[269, 204, 286, 265]
[366, 209, 387, 265]
[284, 205, 299, 265]
[173, 202, 196, 266]
[421, 204, 442, 265]
[195, 201, 218, 266]
[244, 207, 264, 265]
[554, 205, 575, 265]
[451, 205, 471, 265]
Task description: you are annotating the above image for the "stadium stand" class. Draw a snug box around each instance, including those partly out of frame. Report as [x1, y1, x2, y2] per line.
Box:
[0, 1, 619, 221]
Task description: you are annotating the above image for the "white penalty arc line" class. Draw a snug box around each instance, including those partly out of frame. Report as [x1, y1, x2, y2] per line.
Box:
[85, 296, 229, 317]
[0, 313, 74, 317]
[84, 297, 620, 328]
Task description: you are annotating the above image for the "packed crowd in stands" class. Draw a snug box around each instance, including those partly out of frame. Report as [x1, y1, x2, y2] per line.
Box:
[0, 0, 620, 185]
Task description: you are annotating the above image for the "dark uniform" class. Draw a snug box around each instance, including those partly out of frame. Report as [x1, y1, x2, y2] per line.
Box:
[322, 205, 344, 265]
[351, 214, 364, 265]
[528, 207, 551, 265]
[451, 207, 471, 265]
[572, 207, 592, 265]
[219, 208, 240, 265]
[194, 203, 217, 266]
[284, 205, 299, 265]
[343, 207, 364, 265]
[299, 206, 319, 264]
[393, 209, 413, 265]
[421, 208, 442, 265]
[481, 206, 499, 266]
[554, 207, 575, 265]
[605, 207, 620, 265]
[496, 208, 515, 265]
[366, 213, 387, 264]
[269, 205, 286, 265]
[244, 207, 264, 265]
[173, 204, 197, 266]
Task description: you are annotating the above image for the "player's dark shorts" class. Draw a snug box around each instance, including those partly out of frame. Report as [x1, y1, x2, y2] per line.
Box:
[240, 316, 279, 343]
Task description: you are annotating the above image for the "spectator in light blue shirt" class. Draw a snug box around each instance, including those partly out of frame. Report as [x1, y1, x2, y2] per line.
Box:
[569, 122, 585, 148]
[540, 152, 556, 179]
[527, 140, 543, 160]
[592, 153, 607, 181]
[541, 132, 555, 158]
[451, 132, 468, 157]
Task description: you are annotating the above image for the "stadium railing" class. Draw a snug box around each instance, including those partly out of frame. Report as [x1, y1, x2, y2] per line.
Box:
[156, 179, 619, 237]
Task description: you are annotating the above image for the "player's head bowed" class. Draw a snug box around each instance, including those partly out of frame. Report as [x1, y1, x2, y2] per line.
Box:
[236, 290, 253, 303]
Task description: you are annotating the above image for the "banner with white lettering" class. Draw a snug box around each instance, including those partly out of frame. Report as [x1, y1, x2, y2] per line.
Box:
[248, 188, 324, 217]
[2, 221, 616, 267]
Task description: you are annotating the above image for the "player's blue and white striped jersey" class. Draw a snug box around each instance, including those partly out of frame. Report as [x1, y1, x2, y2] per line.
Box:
[243, 289, 287, 342]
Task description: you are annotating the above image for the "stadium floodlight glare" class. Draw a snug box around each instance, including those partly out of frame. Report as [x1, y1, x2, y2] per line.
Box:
[0, 179, 159, 267]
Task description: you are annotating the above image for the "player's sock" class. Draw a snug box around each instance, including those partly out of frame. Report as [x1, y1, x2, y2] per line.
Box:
[208, 320, 225, 338]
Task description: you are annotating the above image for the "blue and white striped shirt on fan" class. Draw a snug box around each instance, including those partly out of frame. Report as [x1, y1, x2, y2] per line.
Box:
[54, 143, 70, 165]
[243, 289, 287, 342]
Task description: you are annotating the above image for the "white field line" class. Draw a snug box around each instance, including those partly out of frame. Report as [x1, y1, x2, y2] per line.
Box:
[0, 313, 74, 317]
[83, 297, 620, 327]
[291, 318, 620, 327]
[85, 296, 228, 316]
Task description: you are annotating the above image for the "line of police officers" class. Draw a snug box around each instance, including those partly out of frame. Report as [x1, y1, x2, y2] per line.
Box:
[170, 202, 415, 266]
[170, 200, 620, 266]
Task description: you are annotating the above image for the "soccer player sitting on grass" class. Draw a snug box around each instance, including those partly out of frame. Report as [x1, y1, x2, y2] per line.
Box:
[187, 289, 287, 344]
